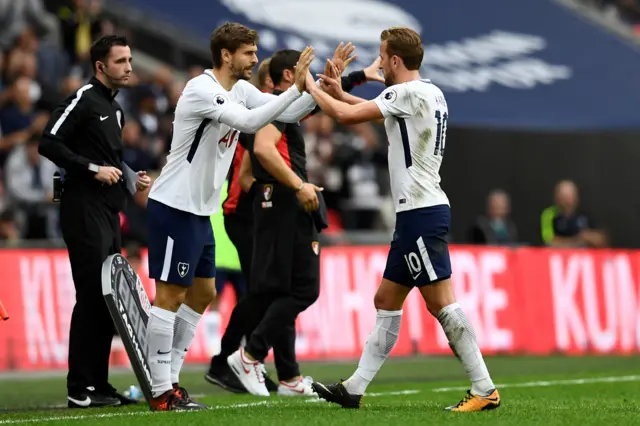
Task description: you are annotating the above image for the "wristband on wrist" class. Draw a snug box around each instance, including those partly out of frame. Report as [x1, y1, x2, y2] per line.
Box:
[295, 181, 305, 192]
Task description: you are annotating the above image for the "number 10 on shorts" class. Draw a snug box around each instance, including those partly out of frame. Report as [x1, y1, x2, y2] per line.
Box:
[404, 252, 423, 280]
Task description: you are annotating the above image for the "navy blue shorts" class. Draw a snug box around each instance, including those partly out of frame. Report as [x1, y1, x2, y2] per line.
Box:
[147, 199, 215, 286]
[383, 205, 452, 287]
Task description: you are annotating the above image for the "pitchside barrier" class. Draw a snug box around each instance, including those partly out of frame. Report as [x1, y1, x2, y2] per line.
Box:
[1, 245, 639, 373]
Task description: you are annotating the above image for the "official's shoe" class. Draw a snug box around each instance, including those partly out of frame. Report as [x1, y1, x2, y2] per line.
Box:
[148, 389, 207, 411]
[205, 362, 247, 394]
[67, 386, 121, 409]
[445, 389, 501, 412]
[260, 364, 279, 393]
[227, 348, 270, 397]
[173, 383, 209, 409]
[311, 380, 362, 408]
[278, 376, 317, 397]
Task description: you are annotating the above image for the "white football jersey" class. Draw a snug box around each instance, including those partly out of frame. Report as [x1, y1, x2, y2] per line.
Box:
[374, 79, 450, 213]
[149, 70, 315, 216]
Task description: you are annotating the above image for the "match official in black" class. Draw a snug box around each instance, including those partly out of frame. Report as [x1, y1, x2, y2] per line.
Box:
[39, 35, 151, 408]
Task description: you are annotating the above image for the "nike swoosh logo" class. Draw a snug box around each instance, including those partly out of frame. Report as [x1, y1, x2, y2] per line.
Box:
[280, 380, 307, 393]
[481, 396, 500, 402]
[157, 349, 171, 355]
[242, 364, 251, 374]
[67, 396, 91, 407]
[100, 116, 109, 121]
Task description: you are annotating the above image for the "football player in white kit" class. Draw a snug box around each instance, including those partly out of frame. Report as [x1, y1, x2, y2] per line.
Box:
[306, 27, 501, 412]
[143, 23, 317, 411]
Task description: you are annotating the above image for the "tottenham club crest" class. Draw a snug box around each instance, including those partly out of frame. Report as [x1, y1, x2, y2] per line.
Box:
[311, 241, 320, 255]
[116, 110, 122, 129]
[177, 262, 190, 278]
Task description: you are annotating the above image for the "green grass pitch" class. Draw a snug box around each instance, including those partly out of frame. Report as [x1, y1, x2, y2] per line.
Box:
[0, 355, 638, 425]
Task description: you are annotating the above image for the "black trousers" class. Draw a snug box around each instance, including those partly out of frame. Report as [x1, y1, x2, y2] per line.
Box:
[215, 213, 299, 379]
[214, 184, 319, 380]
[60, 194, 121, 395]
[243, 183, 320, 376]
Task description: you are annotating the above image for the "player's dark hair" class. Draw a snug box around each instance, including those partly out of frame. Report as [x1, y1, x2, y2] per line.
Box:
[269, 49, 300, 86]
[90, 35, 129, 74]
[380, 27, 424, 70]
[210, 22, 259, 68]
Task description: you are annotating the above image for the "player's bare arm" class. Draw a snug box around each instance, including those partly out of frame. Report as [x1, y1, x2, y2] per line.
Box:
[306, 72, 383, 125]
[238, 150, 255, 193]
[253, 123, 323, 212]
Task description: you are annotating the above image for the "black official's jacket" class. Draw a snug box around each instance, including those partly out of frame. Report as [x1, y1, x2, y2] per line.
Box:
[39, 77, 128, 211]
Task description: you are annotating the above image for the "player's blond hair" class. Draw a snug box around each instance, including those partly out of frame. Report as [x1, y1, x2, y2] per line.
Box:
[251, 57, 272, 90]
[380, 27, 424, 70]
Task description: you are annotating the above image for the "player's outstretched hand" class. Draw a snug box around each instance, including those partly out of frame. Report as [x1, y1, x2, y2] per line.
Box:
[328, 42, 357, 76]
[296, 182, 323, 212]
[364, 57, 385, 83]
[94, 166, 122, 185]
[295, 46, 315, 93]
[319, 59, 344, 99]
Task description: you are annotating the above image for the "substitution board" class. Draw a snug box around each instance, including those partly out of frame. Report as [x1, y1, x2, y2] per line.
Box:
[101, 253, 153, 405]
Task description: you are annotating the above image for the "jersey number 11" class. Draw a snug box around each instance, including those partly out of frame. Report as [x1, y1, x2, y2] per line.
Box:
[434, 110, 448, 156]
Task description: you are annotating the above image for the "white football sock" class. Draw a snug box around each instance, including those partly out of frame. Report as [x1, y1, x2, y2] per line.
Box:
[343, 309, 402, 395]
[203, 310, 221, 357]
[437, 303, 495, 396]
[147, 306, 176, 398]
[170, 304, 202, 385]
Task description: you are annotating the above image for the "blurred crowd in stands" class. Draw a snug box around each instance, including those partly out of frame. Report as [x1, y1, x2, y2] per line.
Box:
[0, 0, 396, 246]
[0, 0, 611, 250]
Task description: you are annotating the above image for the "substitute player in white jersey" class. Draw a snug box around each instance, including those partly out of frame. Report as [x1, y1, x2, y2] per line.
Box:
[144, 23, 317, 411]
[306, 27, 501, 412]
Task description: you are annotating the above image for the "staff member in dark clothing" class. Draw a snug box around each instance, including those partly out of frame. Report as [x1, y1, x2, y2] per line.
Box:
[39, 35, 151, 409]
[207, 53, 378, 394]
[222, 49, 326, 396]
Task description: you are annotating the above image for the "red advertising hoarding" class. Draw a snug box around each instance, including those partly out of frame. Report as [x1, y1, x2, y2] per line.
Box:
[0, 246, 638, 372]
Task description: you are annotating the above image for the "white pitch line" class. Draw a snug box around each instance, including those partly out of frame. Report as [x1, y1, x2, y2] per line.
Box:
[4, 376, 638, 424]
[366, 389, 419, 397]
[0, 390, 414, 424]
[431, 374, 640, 392]
[0, 412, 156, 425]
